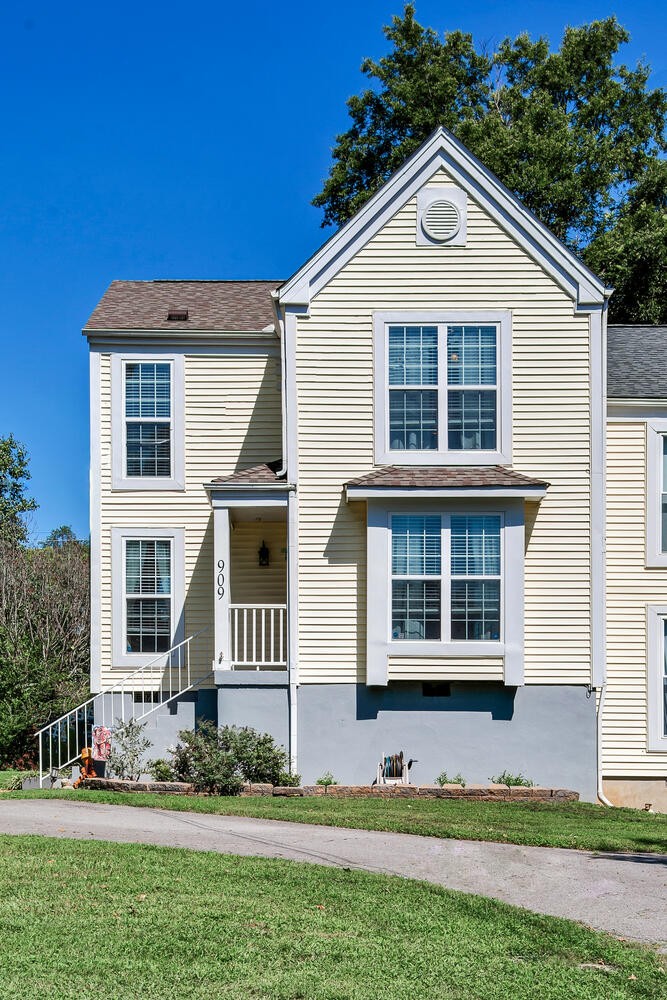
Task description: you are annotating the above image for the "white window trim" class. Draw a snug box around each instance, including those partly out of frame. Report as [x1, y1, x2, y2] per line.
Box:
[373, 310, 512, 466]
[111, 352, 185, 490]
[367, 498, 524, 686]
[111, 527, 185, 669]
[646, 420, 667, 567]
[647, 605, 667, 751]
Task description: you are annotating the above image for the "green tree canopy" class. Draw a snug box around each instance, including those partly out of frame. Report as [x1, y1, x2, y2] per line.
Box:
[313, 7, 667, 305]
[0, 435, 37, 545]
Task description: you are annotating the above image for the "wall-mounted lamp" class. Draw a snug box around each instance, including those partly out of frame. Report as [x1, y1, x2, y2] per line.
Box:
[258, 540, 270, 567]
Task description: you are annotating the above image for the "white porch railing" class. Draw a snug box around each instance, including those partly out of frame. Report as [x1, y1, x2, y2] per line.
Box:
[34, 629, 207, 787]
[230, 604, 287, 668]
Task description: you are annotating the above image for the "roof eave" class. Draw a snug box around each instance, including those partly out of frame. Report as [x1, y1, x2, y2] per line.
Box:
[345, 485, 548, 501]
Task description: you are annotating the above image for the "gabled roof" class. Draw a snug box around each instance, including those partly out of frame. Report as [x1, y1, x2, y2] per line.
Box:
[279, 128, 609, 312]
[84, 280, 283, 334]
[210, 461, 285, 485]
[608, 325, 667, 399]
[345, 465, 549, 500]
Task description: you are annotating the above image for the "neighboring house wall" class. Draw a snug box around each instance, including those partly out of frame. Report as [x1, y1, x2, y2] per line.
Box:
[93, 341, 282, 690]
[605, 415, 667, 793]
[294, 166, 593, 688]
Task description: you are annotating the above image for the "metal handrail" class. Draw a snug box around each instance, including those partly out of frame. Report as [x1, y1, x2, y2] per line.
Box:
[35, 628, 208, 787]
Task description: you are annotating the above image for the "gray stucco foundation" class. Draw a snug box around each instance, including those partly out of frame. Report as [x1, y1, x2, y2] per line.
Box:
[216, 678, 289, 752]
[297, 683, 598, 800]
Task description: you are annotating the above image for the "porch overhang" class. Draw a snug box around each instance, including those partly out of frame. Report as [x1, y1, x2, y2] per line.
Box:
[204, 461, 295, 510]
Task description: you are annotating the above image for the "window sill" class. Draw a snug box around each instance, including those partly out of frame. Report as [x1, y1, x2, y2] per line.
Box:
[112, 477, 185, 491]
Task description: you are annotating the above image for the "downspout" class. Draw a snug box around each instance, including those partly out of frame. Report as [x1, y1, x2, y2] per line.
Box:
[595, 291, 614, 808]
[271, 292, 298, 774]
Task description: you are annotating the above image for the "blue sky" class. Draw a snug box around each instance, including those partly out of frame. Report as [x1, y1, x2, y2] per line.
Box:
[1, 1, 665, 541]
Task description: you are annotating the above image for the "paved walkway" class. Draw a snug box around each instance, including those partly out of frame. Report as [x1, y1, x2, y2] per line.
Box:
[1, 798, 665, 948]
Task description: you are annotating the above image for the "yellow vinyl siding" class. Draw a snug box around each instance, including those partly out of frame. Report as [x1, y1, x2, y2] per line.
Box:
[98, 347, 282, 688]
[296, 165, 592, 685]
[230, 522, 287, 606]
[605, 419, 667, 777]
[387, 657, 504, 682]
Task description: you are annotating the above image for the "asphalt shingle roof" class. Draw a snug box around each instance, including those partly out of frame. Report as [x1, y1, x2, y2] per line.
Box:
[211, 461, 285, 485]
[608, 325, 667, 399]
[345, 466, 549, 489]
[84, 280, 282, 333]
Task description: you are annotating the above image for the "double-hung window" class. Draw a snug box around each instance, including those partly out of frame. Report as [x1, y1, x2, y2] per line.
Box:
[111, 527, 184, 667]
[111, 353, 184, 490]
[375, 311, 510, 464]
[647, 421, 667, 566]
[125, 362, 172, 478]
[390, 513, 502, 643]
[125, 538, 172, 654]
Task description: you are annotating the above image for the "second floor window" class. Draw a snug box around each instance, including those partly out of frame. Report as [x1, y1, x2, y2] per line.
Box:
[124, 362, 172, 478]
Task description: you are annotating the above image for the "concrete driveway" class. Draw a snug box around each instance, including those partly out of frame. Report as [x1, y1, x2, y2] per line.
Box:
[1, 797, 665, 949]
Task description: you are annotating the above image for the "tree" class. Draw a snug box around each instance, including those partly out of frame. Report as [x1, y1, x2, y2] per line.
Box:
[0, 435, 37, 545]
[42, 525, 77, 549]
[314, 7, 666, 255]
[584, 159, 667, 323]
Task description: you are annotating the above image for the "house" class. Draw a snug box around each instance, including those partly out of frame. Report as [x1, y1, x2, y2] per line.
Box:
[73, 127, 665, 808]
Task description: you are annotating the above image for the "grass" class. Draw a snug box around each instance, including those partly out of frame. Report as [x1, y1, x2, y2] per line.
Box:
[0, 835, 663, 1000]
[8, 788, 667, 854]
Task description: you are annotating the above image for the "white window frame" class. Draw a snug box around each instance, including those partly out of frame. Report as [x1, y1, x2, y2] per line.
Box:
[111, 527, 185, 669]
[367, 498, 524, 686]
[373, 311, 512, 466]
[112, 352, 185, 490]
[646, 420, 667, 567]
[647, 605, 667, 752]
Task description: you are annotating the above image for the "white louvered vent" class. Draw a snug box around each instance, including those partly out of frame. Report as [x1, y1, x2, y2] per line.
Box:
[421, 200, 461, 242]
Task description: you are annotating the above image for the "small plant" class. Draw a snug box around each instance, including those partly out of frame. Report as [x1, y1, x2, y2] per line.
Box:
[490, 769, 534, 787]
[108, 718, 152, 781]
[5, 772, 25, 790]
[316, 771, 338, 787]
[435, 771, 466, 787]
[148, 758, 176, 782]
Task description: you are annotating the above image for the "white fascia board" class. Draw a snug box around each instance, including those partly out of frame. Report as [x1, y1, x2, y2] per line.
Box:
[206, 486, 293, 510]
[346, 486, 547, 501]
[279, 127, 607, 312]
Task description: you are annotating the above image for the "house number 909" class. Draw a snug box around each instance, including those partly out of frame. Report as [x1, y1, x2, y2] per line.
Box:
[217, 559, 225, 598]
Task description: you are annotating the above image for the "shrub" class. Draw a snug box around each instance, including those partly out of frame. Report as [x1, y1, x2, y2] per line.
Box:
[165, 723, 294, 795]
[147, 758, 176, 783]
[108, 718, 152, 781]
[490, 769, 534, 787]
[435, 770, 466, 787]
[316, 771, 338, 786]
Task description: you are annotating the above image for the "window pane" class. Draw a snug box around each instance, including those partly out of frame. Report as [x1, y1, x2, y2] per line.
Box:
[448, 326, 496, 386]
[451, 580, 500, 640]
[125, 540, 171, 596]
[126, 423, 171, 477]
[392, 581, 441, 640]
[125, 363, 171, 419]
[392, 516, 441, 575]
[663, 620, 667, 736]
[389, 390, 438, 450]
[451, 516, 501, 576]
[447, 390, 496, 450]
[388, 326, 437, 386]
[126, 598, 171, 653]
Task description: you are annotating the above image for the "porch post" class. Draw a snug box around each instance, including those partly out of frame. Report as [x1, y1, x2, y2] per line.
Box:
[213, 506, 232, 669]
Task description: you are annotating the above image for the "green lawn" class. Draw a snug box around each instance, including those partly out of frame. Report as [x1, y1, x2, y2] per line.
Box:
[9, 788, 667, 853]
[0, 835, 663, 1000]
[0, 770, 23, 790]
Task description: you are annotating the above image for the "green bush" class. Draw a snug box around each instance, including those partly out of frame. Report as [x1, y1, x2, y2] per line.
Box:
[147, 758, 176, 783]
[490, 770, 534, 787]
[165, 723, 295, 795]
[435, 771, 466, 787]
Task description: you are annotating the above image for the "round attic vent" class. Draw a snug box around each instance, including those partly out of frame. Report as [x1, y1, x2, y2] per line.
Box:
[422, 200, 461, 243]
